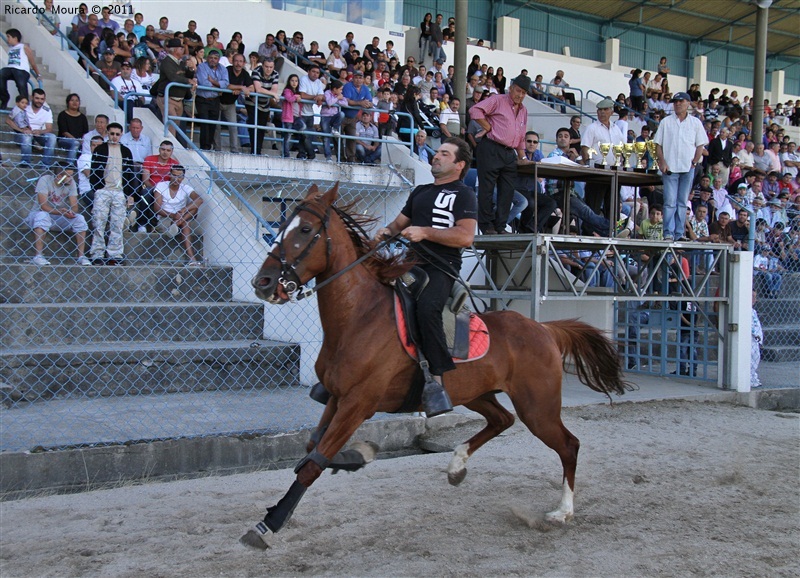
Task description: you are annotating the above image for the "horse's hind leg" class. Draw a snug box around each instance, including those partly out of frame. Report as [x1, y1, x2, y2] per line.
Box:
[447, 393, 515, 486]
[510, 389, 580, 523]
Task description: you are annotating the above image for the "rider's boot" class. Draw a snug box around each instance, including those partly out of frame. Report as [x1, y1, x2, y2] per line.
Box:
[422, 374, 453, 417]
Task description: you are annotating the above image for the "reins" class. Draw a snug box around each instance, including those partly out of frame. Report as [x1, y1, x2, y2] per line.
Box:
[269, 201, 487, 311]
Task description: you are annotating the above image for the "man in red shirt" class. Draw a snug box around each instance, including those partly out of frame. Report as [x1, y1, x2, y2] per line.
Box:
[468, 74, 529, 234]
[139, 140, 179, 232]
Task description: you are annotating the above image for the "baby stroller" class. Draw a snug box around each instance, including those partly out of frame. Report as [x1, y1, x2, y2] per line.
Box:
[418, 101, 441, 139]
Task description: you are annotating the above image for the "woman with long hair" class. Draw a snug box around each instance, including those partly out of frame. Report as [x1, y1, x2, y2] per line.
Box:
[274, 30, 288, 54]
[79, 33, 99, 71]
[57, 93, 88, 162]
[281, 74, 304, 159]
[492, 67, 506, 94]
[467, 54, 481, 80]
[131, 57, 155, 99]
[397, 84, 426, 144]
[419, 13, 433, 61]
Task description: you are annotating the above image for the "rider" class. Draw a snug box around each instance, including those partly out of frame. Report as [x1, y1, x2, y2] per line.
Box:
[377, 137, 477, 416]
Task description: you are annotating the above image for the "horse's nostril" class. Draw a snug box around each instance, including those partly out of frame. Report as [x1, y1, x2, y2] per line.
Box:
[256, 277, 272, 288]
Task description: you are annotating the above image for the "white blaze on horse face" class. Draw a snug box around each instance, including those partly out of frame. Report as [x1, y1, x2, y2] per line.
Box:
[545, 479, 574, 523]
[447, 443, 470, 477]
[269, 215, 302, 253]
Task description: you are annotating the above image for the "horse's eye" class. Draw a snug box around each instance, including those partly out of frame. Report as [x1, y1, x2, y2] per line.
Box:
[301, 225, 313, 234]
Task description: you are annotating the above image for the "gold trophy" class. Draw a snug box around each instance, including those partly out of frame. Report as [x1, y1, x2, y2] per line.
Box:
[623, 143, 635, 170]
[633, 141, 647, 171]
[598, 142, 611, 168]
[612, 143, 624, 169]
[646, 140, 657, 172]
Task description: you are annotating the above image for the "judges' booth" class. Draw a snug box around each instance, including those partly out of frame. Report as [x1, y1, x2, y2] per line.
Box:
[462, 163, 747, 389]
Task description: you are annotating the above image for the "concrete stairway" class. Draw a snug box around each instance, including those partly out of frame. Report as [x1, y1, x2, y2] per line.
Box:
[0, 161, 300, 407]
[757, 273, 800, 362]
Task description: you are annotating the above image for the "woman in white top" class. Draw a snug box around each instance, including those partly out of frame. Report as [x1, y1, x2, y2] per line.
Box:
[131, 57, 156, 104]
[326, 45, 346, 75]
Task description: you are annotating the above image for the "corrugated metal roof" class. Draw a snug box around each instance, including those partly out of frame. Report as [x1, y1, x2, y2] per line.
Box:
[526, 0, 800, 57]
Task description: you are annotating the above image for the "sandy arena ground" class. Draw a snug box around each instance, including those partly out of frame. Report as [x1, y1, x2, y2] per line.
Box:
[1, 400, 798, 577]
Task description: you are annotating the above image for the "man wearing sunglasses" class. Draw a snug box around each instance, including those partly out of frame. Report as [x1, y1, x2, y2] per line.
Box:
[89, 123, 136, 265]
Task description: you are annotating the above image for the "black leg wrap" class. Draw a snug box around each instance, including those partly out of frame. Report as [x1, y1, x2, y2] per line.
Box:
[263, 480, 307, 533]
[309, 382, 331, 405]
[294, 449, 331, 474]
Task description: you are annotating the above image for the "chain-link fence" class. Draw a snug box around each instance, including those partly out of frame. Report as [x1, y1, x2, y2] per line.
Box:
[752, 227, 800, 368]
[0, 131, 410, 452]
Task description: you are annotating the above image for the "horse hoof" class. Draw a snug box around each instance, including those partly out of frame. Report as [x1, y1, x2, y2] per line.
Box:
[240, 529, 270, 550]
[544, 510, 572, 524]
[351, 440, 379, 464]
[448, 468, 467, 486]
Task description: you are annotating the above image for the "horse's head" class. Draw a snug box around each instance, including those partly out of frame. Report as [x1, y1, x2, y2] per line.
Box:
[252, 183, 339, 304]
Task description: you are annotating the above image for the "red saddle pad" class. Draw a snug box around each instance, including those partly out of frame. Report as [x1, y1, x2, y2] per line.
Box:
[394, 295, 490, 363]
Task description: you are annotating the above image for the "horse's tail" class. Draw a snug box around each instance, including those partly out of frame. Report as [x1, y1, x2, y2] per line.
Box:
[543, 319, 636, 400]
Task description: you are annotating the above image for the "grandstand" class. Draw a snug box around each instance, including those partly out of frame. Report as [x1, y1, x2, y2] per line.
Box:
[1, 0, 799, 493]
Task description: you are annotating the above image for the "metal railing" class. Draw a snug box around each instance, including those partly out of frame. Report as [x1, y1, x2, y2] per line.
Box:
[162, 82, 417, 160]
[586, 89, 661, 127]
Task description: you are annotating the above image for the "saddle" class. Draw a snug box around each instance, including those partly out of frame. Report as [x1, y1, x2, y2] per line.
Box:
[393, 267, 489, 363]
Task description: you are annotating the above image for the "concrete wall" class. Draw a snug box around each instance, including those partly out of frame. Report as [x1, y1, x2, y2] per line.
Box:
[5, 8, 124, 124]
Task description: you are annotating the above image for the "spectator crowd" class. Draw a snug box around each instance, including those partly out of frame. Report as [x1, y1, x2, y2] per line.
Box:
[2, 9, 800, 292]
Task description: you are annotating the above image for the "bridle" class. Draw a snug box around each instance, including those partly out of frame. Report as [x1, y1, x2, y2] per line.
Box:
[266, 202, 332, 300]
[261, 201, 397, 302]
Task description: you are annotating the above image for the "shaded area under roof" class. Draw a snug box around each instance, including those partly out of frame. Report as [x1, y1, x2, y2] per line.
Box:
[519, 0, 800, 58]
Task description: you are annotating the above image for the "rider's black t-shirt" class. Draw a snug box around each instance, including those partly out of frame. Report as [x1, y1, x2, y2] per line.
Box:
[401, 179, 477, 269]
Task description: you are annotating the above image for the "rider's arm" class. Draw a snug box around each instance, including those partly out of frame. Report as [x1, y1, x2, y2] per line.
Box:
[409, 218, 476, 248]
[377, 214, 411, 239]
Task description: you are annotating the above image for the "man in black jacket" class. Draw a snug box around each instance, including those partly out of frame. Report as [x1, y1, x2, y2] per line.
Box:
[706, 127, 733, 186]
[89, 122, 136, 265]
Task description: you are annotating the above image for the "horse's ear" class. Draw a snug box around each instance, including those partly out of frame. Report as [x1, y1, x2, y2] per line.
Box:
[316, 181, 340, 206]
[305, 184, 320, 200]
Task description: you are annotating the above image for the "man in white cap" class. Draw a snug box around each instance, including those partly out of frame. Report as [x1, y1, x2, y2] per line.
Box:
[653, 91, 708, 241]
[580, 98, 625, 217]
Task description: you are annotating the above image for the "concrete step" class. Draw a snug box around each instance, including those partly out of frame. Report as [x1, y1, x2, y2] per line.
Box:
[1, 263, 233, 304]
[0, 301, 264, 348]
[1, 339, 299, 405]
[761, 346, 800, 363]
[756, 298, 800, 325]
[1, 227, 204, 263]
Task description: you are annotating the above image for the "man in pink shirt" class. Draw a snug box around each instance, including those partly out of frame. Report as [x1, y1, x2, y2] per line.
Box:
[468, 74, 530, 234]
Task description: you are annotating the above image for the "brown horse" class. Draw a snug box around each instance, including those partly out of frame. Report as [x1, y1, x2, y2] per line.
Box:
[244, 183, 632, 549]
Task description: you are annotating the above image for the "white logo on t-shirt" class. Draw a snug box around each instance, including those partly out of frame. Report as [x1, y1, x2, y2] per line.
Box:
[432, 191, 456, 229]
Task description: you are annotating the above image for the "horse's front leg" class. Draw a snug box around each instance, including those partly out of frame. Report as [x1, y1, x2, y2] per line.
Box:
[240, 396, 378, 550]
[306, 395, 338, 453]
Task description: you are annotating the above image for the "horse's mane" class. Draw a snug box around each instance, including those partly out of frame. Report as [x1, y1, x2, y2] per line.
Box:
[331, 201, 415, 284]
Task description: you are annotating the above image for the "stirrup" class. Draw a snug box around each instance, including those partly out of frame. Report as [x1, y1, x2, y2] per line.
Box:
[422, 380, 453, 417]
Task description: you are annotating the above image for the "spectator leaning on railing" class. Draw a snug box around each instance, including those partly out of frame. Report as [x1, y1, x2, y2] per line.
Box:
[194, 49, 229, 151]
[248, 57, 281, 155]
[221, 53, 252, 154]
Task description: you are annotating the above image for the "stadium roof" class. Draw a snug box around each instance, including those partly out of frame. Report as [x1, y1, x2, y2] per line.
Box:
[526, 0, 800, 58]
